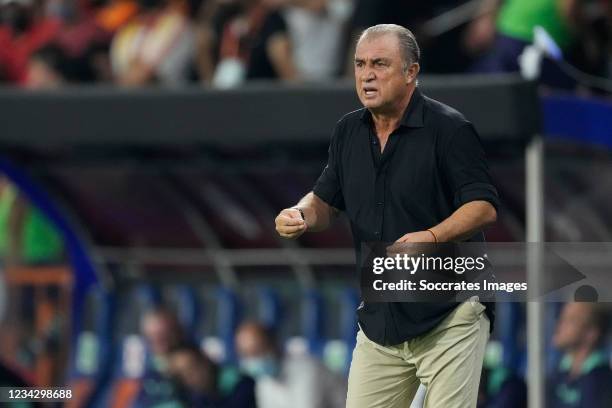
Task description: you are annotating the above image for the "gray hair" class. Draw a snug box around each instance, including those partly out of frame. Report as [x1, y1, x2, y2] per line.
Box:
[357, 24, 420, 71]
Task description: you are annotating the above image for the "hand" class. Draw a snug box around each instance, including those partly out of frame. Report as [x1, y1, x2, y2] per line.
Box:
[395, 230, 436, 244]
[275, 208, 307, 239]
[387, 231, 436, 257]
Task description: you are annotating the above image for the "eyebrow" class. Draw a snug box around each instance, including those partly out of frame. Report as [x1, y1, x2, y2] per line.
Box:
[354, 57, 391, 64]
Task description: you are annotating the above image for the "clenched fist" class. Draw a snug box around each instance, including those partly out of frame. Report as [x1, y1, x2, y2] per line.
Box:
[275, 208, 307, 239]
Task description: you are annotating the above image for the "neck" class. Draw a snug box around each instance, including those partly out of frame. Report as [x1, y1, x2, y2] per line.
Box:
[569, 346, 593, 378]
[370, 86, 415, 134]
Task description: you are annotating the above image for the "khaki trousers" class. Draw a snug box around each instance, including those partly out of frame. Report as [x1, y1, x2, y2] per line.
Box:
[346, 300, 489, 408]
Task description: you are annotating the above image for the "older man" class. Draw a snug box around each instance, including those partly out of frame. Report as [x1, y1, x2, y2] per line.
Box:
[549, 302, 612, 408]
[275, 24, 499, 407]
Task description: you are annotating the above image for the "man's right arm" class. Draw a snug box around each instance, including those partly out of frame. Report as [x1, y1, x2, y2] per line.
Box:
[275, 192, 338, 239]
[277, 119, 344, 239]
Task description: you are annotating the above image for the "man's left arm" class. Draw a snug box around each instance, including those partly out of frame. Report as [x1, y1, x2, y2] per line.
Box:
[397, 122, 499, 243]
[397, 200, 496, 243]
[430, 200, 496, 242]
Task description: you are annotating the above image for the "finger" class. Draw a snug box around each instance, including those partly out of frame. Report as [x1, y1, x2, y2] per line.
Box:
[277, 216, 305, 227]
[276, 220, 305, 231]
[386, 243, 401, 253]
[388, 241, 417, 256]
[279, 230, 303, 239]
[280, 209, 302, 219]
[277, 224, 306, 234]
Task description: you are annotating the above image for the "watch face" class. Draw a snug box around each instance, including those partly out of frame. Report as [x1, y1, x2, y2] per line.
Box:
[293, 208, 305, 220]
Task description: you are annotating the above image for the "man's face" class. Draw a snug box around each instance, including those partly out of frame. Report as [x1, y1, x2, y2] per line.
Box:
[168, 351, 214, 392]
[235, 326, 268, 359]
[354, 34, 414, 113]
[553, 303, 595, 350]
[142, 314, 179, 355]
[235, 325, 279, 378]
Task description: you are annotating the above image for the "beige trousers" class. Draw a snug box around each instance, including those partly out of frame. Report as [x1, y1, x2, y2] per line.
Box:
[346, 300, 490, 408]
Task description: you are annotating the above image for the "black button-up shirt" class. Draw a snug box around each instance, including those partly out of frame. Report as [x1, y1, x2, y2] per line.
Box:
[313, 88, 499, 345]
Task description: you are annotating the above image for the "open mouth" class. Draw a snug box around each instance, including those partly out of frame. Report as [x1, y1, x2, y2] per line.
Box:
[363, 87, 378, 97]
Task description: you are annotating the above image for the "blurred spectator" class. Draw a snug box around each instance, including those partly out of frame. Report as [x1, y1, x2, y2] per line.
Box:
[141, 306, 185, 364]
[110, 0, 195, 85]
[235, 321, 346, 408]
[0, 0, 61, 84]
[465, 0, 592, 89]
[132, 306, 186, 407]
[191, 0, 240, 83]
[25, 44, 68, 87]
[547, 302, 612, 408]
[210, 0, 297, 87]
[464, 0, 577, 62]
[50, 0, 115, 83]
[283, 0, 352, 80]
[168, 343, 257, 407]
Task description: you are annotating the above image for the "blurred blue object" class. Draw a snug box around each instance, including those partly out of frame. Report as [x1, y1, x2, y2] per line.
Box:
[175, 285, 201, 340]
[340, 289, 359, 351]
[136, 284, 162, 309]
[499, 302, 522, 370]
[257, 286, 283, 332]
[543, 95, 612, 149]
[302, 289, 326, 356]
[68, 288, 117, 407]
[339, 288, 360, 373]
[533, 26, 563, 61]
[217, 287, 243, 363]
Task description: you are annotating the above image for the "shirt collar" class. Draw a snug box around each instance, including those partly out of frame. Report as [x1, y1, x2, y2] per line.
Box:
[360, 87, 425, 128]
[559, 350, 608, 375]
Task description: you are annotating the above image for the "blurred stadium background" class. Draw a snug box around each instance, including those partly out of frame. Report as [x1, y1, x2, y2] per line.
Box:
[0, 0, 611, 407]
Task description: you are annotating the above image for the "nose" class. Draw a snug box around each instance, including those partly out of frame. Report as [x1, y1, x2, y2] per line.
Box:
[360, 67, 375, 83]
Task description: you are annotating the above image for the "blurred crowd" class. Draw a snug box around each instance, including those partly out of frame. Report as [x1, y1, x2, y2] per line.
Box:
[478, 302, 612, 408]
[0, 298, 610, 407]
[103, 302, 612, 408]
[0, 0, 611, 90]
[121, 302, 612, 408]
[111, 307, 347, 408]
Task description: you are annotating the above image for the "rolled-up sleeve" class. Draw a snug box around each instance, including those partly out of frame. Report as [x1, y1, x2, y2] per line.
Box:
[443, 123, 500, 210]
[313, 122, 345, 211]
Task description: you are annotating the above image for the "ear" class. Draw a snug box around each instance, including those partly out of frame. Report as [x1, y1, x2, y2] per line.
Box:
[406, 63, 420, 84]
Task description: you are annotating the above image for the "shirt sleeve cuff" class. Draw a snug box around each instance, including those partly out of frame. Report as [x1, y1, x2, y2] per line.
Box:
[453, 182, 500, 210]
[313, 184, 345, 211]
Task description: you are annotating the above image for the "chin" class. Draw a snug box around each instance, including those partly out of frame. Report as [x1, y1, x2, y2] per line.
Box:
[361, 99, 381, 109]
